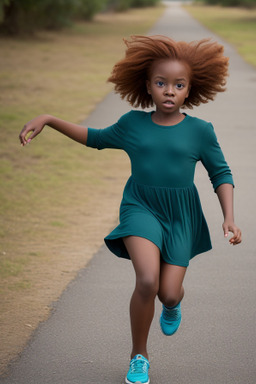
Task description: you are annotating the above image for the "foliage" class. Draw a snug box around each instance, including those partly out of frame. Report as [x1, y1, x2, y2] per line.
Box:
[0, 0, 76, 34]
[200, 0, 256, 8]
[0, 0, 161, 35]
[106, 0, 133, 11]
[75, 0, 107, 20]
[131, 0, 160, 7]
[107, 0, 160, 11]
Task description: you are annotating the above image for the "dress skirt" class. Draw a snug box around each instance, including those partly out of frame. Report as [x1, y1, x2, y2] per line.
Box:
[104, 177, 212, 267]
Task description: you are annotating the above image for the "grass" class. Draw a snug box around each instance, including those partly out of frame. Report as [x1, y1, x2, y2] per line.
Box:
[0, 5, 166, 372]
[184, 3, 256, 67]
[0, 5, 164, 284]
[0, 258, 28, 279]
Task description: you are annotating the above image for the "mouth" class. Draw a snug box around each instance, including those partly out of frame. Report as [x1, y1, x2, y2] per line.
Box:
[163, 100, 175, 107]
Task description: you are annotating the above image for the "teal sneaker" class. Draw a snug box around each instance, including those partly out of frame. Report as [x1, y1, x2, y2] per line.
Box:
[160, 302, 181, 336]
[125, 354, 150, 384]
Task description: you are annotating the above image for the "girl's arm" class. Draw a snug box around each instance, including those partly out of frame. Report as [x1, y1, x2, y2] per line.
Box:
[19, 114, 88, 146]
[216, 183, 242, 245]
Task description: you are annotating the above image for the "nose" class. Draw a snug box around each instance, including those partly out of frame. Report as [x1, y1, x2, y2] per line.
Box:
[164, 85, 175, 95]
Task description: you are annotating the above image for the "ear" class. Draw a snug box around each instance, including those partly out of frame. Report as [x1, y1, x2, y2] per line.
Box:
[146, 80, 151, 95]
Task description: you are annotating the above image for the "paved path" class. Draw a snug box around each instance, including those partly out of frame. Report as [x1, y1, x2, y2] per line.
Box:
[1, 2, 255, 383]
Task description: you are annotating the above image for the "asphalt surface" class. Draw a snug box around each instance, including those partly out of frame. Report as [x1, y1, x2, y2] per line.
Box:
[1, 2, 256, 383]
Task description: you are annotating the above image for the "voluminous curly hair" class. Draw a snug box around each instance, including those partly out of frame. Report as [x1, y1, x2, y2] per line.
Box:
[108, 35, 229, 109]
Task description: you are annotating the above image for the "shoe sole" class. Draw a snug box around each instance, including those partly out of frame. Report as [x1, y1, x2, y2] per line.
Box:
[125, 377, 150, 384]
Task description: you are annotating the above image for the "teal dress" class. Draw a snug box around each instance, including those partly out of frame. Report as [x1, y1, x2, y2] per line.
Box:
[86, 111, 234, 267]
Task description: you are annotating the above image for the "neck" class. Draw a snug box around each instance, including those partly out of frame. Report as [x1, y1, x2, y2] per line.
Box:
[151, 110, 184, 126]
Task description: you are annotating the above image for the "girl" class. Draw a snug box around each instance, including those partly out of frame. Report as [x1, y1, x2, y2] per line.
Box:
[19, 35, 242, 384]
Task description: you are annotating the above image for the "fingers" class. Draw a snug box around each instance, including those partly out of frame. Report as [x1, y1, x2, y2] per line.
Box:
[19, 125, 33, 146]
[223, 223, 242, 246]
[229, 228, 242, 245]
[19, 116, 45, 146]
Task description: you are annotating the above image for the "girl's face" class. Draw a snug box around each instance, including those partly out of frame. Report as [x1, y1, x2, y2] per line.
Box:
[146, 59, 190, 117]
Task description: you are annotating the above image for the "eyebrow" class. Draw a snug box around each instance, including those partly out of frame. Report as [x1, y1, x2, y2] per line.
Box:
[154, 76, 188, 82]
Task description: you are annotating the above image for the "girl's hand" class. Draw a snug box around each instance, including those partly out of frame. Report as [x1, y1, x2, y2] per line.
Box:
[19, 114, 50, 146]
[19, 115, 88, 146]
[223, 221, 242, 245]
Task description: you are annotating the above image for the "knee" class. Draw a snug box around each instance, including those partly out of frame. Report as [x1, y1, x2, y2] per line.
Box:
[158, 287, 184, 308]
[136, 275, 159, 300]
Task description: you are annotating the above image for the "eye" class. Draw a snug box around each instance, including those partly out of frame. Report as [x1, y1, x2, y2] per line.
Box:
[156, 81, 165, 87]
[176, 83, 185, 89]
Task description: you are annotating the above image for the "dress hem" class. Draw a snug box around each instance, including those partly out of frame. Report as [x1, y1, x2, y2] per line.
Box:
[105, 234, 212, 268]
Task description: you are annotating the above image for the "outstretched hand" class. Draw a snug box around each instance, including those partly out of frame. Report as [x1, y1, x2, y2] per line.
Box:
[19, 115, 49, 146]
[223, 221, 242, 245]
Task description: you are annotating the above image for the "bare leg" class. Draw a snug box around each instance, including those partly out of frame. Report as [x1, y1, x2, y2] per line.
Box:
[158, 262, 187, 308]
[123, 236, 161, 360]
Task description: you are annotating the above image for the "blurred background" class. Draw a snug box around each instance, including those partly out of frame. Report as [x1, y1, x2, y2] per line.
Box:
[0, 0, 255, 376]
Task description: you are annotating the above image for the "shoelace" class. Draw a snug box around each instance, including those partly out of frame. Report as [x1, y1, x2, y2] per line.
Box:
[130, 358, 149, 374]
[162, 305, 179, 322]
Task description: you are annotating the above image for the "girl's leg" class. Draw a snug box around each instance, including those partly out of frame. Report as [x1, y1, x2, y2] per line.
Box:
[158, 262, 187, 308]
[123, 236, 161, 360]
[158, 263, 187, 336]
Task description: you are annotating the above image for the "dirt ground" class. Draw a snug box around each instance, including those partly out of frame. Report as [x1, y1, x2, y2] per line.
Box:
[0, 150, 130, 376]
[0, 5, 166, 375]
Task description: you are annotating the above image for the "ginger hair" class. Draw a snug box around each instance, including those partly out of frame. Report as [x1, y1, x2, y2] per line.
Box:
[108, 35, 229, 109]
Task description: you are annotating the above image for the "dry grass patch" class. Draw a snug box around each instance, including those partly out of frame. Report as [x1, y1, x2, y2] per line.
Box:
[185, 4, 256, 67]
[0, 5, 165, 374]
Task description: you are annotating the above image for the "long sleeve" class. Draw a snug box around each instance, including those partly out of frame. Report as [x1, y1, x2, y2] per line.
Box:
[200, 123, 234, 192]
[86, 113, 130, 150]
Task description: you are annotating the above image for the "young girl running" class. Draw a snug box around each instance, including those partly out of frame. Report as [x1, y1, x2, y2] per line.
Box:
[19, 35, 242, 384]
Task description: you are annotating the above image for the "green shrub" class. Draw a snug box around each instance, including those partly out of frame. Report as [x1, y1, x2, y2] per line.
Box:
[0, 0, 108, 34]
[0, 0, 160, 35]
[131, 0, 160, 7]
[37, 0, 75, 29]
[202, 0, 256, 7]
[0, 0, 75, 34]
[107, 0, 133, 11]
[75, 0, 107, 20]
[106, 0, 159, 11]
